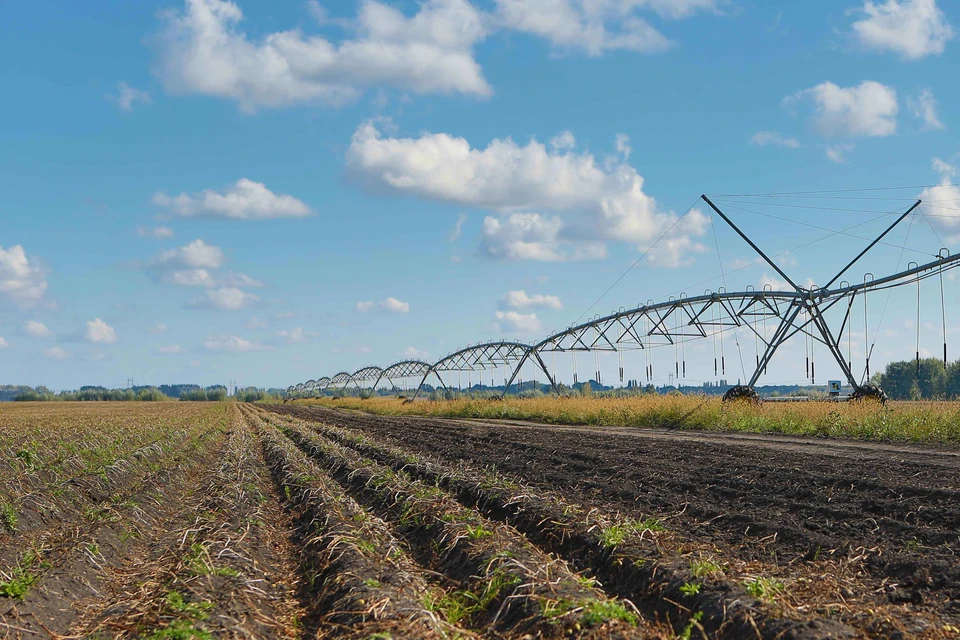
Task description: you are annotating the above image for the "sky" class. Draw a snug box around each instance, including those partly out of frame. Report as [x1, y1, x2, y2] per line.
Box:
[2, 0, 960, 391]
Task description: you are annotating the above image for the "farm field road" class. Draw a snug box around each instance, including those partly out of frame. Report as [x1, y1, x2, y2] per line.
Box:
[269, 403, 960, 633]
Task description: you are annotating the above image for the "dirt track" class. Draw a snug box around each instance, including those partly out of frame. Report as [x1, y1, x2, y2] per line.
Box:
[270, 404, 960, 629]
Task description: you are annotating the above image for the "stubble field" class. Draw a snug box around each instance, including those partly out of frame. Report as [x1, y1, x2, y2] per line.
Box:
[1, 400, 958, 639]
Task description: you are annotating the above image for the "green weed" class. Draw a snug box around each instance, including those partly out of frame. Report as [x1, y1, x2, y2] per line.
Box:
[598, 518, 665, 548]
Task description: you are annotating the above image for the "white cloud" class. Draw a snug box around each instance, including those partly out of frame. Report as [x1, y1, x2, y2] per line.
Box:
[380, 296, 410, 313]
[154, 0, 491, 112]
[449, 212, 467, 242]
[355, 297, 410, 313]
[450, 255, 462, 263]
[750, 131, 801, 148]
[480, 213, 607, 262]
[644, 231, 708, 267]
[493, 310, 543, 334]
[86, 318, 118, 344]
[493, 0, 673, 55]
[850, 0, 953, 61]
[787, 81, 898, 138]
[115, 81, 152, 112]
[826, 143, 855, 163]
[907, 88, 944, 130]
[245, 316, 268, 329]
[147, 323, 169, 333]
[499, 290, 563, 310]
[203, 334, 272, 352]
[276, 327, 309, 344]
[24, 320, 51, 338]
[168, 268, 219, 287]
[43, 346, 71, 360]
[401, 346, 430, 359]
[550, 130, 577, 152]
[158, 344, 186, 355]
[615, 133, 631, 158]
[0, 245, 49, 310]
[197, 287, 259, 310]
[349, 122, 707, 263]
[919, 159, 960, 237]
[154, 179, 312, 219]
[759, 273, 788, 290]
[0, 336, 7, 348]
[933, 157, 957, 177]
[154, 239, 224, 269]
[137, 225, 175, 238]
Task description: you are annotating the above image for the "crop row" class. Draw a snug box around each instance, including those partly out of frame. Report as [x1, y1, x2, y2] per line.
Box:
[262, 405, 866, 640]
[249, 406, 661, 639]
[76, 406, 301, 638]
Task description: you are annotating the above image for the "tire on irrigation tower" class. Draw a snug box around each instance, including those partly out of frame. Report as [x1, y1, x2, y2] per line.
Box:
[849, 384, 888, 405]
[722, 385, 761, 405]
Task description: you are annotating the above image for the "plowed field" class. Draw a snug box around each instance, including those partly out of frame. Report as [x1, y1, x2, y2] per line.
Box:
[2, 401, 957, 639]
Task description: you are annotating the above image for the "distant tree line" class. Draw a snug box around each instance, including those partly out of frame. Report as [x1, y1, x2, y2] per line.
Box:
[4, 383, 280, 402]
[873, 357, 960, 400]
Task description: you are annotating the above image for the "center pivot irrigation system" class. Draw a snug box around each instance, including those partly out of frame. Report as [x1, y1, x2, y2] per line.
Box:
[288, 194, 960, 403]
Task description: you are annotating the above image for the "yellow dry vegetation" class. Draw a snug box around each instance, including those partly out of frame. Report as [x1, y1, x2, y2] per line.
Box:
[296, 395, 960, 444]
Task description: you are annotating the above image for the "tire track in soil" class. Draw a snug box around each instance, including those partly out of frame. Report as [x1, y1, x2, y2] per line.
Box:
[270, 403, 960, 637]
[252, 406, 664, 639]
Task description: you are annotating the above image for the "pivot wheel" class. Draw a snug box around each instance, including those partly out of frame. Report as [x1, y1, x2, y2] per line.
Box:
[849, 384, 887, 404]
[722, 385, 761, 404]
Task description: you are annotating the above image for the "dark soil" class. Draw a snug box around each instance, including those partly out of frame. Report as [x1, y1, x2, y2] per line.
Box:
[269, 404, 960, 628]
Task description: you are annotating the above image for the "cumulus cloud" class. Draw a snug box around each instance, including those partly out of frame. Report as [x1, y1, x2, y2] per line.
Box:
[348, 122, 708, 264]
[43, 346, 71, 360]
[492, 0, 678, 55]
[158, 344, 186, 354]
[908, 88, 944, 130]
[153, 239, 224, 269]
[750, 131, 801, 148]
[113, 81, 152, 112]
[493, 310, 543, 334]
[480, 213, 607, 261]
[499, 290, 563, 310]
[154, 0, 491, 112]
[850, 0, 953, 60]
[203, 334, 272, 352]
[25, 320, 51, 338]
[86, 318, 118, 344]
[919, 158, 960, 240]
[787, 81, 898, 138]
[195, 287, 259, 310]
[355, 297, 411, 313]
[147, 323, 169, 333]
[0, 245, 49, 310]
[401, 346, 430, 359]
[154, 179, 312, 219]
[137, 225, 174, 238]
[146, 239, 262, 296]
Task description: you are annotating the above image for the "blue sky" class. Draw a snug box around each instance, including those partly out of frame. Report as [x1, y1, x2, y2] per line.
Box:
[2, 0, 959, 390]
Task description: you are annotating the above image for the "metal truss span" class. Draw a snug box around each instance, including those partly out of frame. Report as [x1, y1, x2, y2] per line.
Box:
[286, 195, 960, 402]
